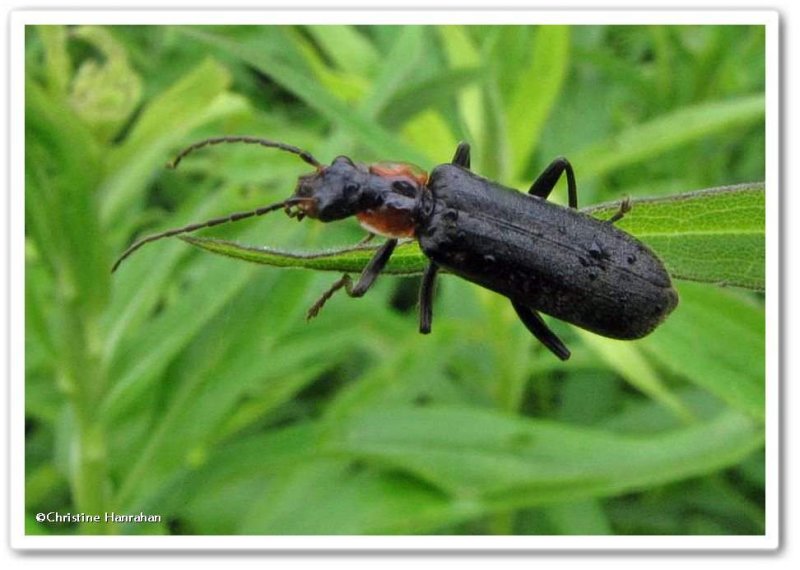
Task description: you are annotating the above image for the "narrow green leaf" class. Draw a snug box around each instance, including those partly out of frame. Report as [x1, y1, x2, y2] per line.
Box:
[438, 26, 485, 143]
[286, 28, 368, 103]
[329, 406, 763, 507]
[180, 236, 428, 275]
[381, 67, 483, 127]
[544, 500, 612, 535]
[26, 80, 108, 314]
[640, 282, 765, 420]
[361, 26, 426, 118]
[306, 26, 380, 77]
[238, 459, 467, 535]
[182, 185, 765, 293]
[585, 184, 765, 290]
[99, 58, 238, 227]
[506, 26, 570, 177]
[36, 25, 71, 96]
[574, 95, 765, 178]
[102, 255, 256, 420]
[181, 28, 430, 166]
[402, 109, 459, 163]
[577, 334, 692, 421]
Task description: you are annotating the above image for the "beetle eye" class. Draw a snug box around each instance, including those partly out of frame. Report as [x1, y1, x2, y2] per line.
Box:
[345, 183, 360, 193]
[392, 180, 417, 197]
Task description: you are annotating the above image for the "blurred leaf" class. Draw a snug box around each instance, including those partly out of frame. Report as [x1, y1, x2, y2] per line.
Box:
[26, 80, 108, 314]
[574, 95, 765, 178]
[438, 26, 485, 144]
[181, 28, 430, 166]
[506, 26, 570, 177]
[69, 26, 143, 141]
[100, 58, 240, 227]
[381, 67, 483, 128]
[328, 406, 763, 508]
[238, 459, 466, 534]
[288, 28, 368, 103]
[544, 500, 612, 535]
[362, 27, 426, 118]
[640, 281, 765, 420]
[36, 26, 71, 96]
[102, 255, 256, 420]
[306, 26, 380, 77]
[586, 184, 765, 290]
[577, 334, 692, 422]
[402, 109, 459, 162]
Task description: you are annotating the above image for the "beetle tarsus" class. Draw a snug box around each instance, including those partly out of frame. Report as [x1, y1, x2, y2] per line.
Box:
[305, 238, 398, 320]
[307, 275, 351, 320]
[607, 196, 632, 224]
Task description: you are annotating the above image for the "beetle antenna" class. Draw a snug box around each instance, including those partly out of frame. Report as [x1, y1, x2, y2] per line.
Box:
[167, 136, 322, 169]
[111, 198, 307, 273]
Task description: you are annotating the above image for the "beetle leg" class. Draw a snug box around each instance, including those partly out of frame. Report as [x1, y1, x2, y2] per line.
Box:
[306, 238, 398, 320]
[418, 262, 440, 334]
[451, 142, 471, 169]
[511, 301, 571, 361]
[306, 275, 349, 320]
[607, 196, 632, 224]
[529, 157, 578, 209]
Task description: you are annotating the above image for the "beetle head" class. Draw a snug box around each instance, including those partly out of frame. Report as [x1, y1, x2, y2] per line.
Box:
[293, 156, 371, 222]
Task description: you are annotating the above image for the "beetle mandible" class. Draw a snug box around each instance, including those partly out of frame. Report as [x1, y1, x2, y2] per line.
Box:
[112, 136, 679, 360]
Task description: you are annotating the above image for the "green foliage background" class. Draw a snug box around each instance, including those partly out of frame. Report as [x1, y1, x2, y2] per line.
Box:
[25, 25, 766, 536]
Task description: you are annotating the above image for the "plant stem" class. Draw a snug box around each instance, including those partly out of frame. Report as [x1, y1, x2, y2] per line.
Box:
[56, 299, 113, 534]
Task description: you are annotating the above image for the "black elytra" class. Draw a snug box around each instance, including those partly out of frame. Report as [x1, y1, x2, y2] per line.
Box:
[113, 137, 679, 361]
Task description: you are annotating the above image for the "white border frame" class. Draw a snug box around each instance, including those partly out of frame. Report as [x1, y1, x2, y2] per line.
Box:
[8, 9, 779, 551]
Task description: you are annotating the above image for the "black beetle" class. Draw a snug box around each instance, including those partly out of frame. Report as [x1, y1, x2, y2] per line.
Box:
[113, 136, 678, 360]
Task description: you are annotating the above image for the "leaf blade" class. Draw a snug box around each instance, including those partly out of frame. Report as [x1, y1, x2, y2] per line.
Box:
[329, 406, 763, 507]
[585, 184, 765, 290]
[182, 185, 765, 292]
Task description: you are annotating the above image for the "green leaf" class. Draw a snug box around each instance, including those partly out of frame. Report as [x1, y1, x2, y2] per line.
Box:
[305, 26, 380, 77]
[381, 67, 483, 128]
[287, 28, 368, 103]
[36, 25, 71, 96]
[574, 95, 765, 178]
[180, 28, 431, 166]
[180, 236, 428, 276]
[577, 334, 693, 422]
[181, 185, 765, 293]
[506, 26, 570, 177]
[99, 58, 239, 227]
[585, 184, 765, 291]
[543, 500, 612, 535]
[238, 459, 466, 535]
[640, 281, 765, 420]
[438, 26, 485, 144]
[361, 27, 426, 118]
[69, 26, 143, 142]
[328, 406, 763, 508]
[102, 253, 256, 421]
[26, 79, 108, 314]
